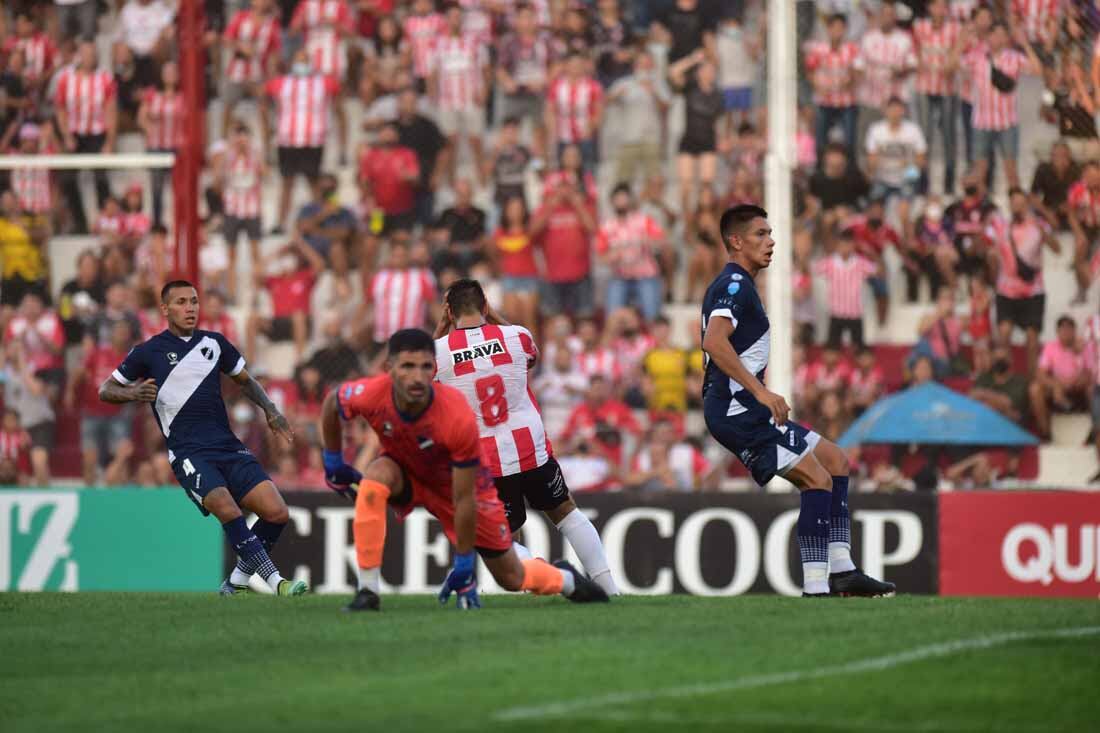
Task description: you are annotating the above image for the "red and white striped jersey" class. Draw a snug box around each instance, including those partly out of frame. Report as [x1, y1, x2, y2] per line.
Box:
[55, 68, 116, 136]
[950, 1, 979, 22]
[123, 211, 150, 239]
[856, 28, 916, 107]
[1012, 0, 1061, 45]
[96, 212, 124, 238]
[812, 254, 876, 319]
[403, 12, 446, 78]
[912, 18, 961, 96]
[578, 347, 623, 383]
[459, 0, 493, 46]
[10, 146, 53, 214]
[429, 33, 488, 110]
[223, 146, 264, 219]
[368, 267, 436, 343]
[0, 429, 28, 463]
[265, 74, 340, 147]
[1068, 180, 1100, 229]
[292, 0, 353, 77]
[956, 39, 987, 103]
[3, 33, 56, 80]
[224, 9, 282, 84]
[547, 76, 603, 143]
[967, 49, 1026, 130]
[596, 211, 665, 280]
[803, 40, 860, 108]
[142, 88, 184, 150]
[434, 323, 552, 477]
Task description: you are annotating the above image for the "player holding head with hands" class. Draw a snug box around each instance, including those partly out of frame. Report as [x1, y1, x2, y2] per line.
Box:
[99, 280, 306, 596]
[433, 279, 618, 596]
[701, 206, 895, 597]
[321, 328, 608, 611]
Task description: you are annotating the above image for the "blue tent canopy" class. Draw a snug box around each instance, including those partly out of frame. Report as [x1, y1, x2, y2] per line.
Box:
[837, 382, 1038, 448]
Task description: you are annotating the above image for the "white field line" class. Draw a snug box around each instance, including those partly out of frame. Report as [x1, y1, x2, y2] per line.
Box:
[575, 709, 1058, 732]
[492, 626, 1100, 722]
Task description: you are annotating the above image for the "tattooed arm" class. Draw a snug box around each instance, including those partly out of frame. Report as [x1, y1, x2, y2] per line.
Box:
[231, 368, 294, 444]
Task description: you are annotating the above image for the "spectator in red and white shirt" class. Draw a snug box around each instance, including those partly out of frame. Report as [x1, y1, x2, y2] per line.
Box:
[560, 374, 642, 469]
[855, 3, 916, 136]
[992, 188, 1061, 373]
[597, 183, 669, 321]
[221, 0, 282, 156]
[847, 346, 884, 416]
[6, 123, 55, 216]
[429, 2, 490, 186]
[953, 4, 992, 170]
[846, 197, 901, 326]
[574, 316, 622, 384]
[798, 344, 853, 410]
[912, 0, 961, 193]
[496, 2, 553, 156]
[245, 236, 326, 361]
[217, 121, 265, 303]
[120, 184, 151, 251]
[365, 241, 437, 352]
[1030, 315, 1090, 439]
[963, 22, 1040, 190]
[56, 40, 117, 234]
[4, 291, 65, 379]
[545, 50, 603, 172]
[1066, 161, 1100, 304]
[403, 0, 446, 82]
[3, 11, 57, 88]
[813, 228, 878, 349]
[357, 121, 421, 236]
[531, 144, 598, 319]
[265, 49, 341, 233]
[626, 418, 711, 491]
[803, 13, 861, 159]
[137, 61, 183, 226]
[0, 407, 30, 485]
[291, 0, 354, 163]
[1010, 0, 1060, 53]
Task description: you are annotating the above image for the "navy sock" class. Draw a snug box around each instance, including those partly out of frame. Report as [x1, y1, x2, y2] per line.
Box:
[797, 489, 831, 566]
[223, 516, 279, 581]
[829, 476, 850, 546]
[234, 519, 286, 574]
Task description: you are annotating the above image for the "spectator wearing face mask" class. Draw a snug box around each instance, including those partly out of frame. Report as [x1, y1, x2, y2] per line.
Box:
[1030, 141, 1078, 232]
[846, 197, 900, 327]
[904, 198, 950, 303]
[970, 344, 1029, 425]
[940, 172, 999, 290]
[596, 183, 669, 322]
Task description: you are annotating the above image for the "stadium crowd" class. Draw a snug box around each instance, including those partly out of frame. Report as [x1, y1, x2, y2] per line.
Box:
[1, 0, 1100, 491]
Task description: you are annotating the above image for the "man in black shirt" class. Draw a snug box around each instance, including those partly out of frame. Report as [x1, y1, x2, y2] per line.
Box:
[807, 143, 869, 237]
[482, 116, 530, 209]
[1030, 141, 1079, 231]
[653, 0, 718, 63]
[431, 178, 487, 274]
[394, 88, 448, 228]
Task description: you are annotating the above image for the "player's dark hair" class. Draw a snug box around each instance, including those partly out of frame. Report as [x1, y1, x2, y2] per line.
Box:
[719, 204, 768, 251]
[445, 278, 487, 317]
[160, 279, 195, 303]
[387, 328, 435, 357]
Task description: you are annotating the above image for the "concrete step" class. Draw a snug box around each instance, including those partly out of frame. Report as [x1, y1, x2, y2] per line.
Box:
[1036, 445, 1097, 488]
[1051, 413, 1092, 448]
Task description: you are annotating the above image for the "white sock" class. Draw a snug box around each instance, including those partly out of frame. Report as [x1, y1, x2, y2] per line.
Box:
[264, 571, 285, 592]
[556, 509, 619, 595]
[512, 541, 533, 561]
[829, 542, 856, 574]
[229, 567, 252, 586]
[558, 567, 576, 597]
[358, 566, 381, 594]
[803, 562, 829, 595]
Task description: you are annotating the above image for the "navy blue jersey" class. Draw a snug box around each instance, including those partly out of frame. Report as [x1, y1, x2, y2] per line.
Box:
[112, 329, 247, 460]
[700, 262, 771, 417]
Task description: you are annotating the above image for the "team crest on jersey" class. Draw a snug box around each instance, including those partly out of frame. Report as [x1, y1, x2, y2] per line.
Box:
[199, 346, 215, 361]
[166, 352, 179, 365]
[451, 338, 505, 365]
[417, 436, 435, 450]
[382, 421, 393, 436]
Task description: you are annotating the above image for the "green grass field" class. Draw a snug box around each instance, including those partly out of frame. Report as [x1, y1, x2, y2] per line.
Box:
[2, 593, 1098, 732]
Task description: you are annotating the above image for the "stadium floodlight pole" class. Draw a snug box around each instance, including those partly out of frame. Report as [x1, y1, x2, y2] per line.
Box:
[175, 0, 205, 286]
[765, 0, 797, 489]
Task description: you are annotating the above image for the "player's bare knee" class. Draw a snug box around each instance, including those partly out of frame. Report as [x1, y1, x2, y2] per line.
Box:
[203, 488, 240, 521]
[262, 501, 290, 525]
[816, 440, 849, 477]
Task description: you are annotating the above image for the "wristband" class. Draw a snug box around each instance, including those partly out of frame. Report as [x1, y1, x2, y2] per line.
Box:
[322, 449, 344, 472]
[453, 551, 476, 576]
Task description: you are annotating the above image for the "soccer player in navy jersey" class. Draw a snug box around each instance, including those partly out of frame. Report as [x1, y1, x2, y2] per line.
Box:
[99, 280, 307, 596]
[701, 205, 895, 597]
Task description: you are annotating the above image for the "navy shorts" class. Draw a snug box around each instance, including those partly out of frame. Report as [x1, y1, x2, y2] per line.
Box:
[705, 400, 821, 487]
[171, 448, 272, 516]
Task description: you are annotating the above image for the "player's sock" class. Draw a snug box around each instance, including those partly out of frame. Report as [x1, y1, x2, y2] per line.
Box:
[222, 516, 283, 590]
[519, 558, 569, 596]
[358, 567, 381, 594]
[353, 479, 390, 589]
[828, 476, 856, 574]
[512, 541, 533, 560]
[229, 518, 288, 585]
[556, 509, 618, 595]
[798, 490, 831, 595]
